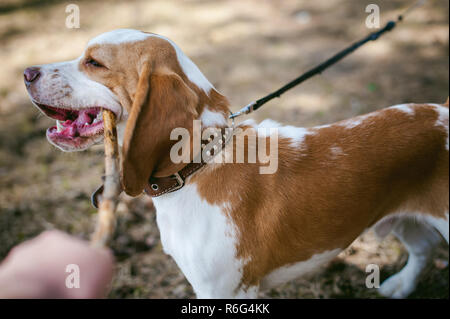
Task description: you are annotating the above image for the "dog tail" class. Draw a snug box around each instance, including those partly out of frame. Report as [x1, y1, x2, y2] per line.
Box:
[444, 97, 449, 108]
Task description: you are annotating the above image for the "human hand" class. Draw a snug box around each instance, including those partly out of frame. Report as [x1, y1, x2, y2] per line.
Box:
[0, 230, 114, 298]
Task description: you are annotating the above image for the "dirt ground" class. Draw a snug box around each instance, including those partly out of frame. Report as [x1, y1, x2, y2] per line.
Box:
[0, 0, 448, 299]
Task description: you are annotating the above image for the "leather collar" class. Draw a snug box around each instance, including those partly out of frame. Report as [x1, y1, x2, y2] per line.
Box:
[144, 127, 233, 197]
[91, 126, 234, 207]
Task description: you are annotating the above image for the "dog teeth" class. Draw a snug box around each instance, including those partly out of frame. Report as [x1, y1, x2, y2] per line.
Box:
[56, 120, 63, 132]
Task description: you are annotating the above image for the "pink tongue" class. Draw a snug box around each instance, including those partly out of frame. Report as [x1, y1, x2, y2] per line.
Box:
[75, 110, 92, 126]
[59, 110, 94, 138]
[61, 125, 77, 137]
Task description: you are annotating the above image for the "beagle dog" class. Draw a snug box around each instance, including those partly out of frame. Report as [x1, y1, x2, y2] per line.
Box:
[24, 29, 449, 299]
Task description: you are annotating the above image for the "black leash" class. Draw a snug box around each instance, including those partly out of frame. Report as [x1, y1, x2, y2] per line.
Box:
[229, 0, 427, 119]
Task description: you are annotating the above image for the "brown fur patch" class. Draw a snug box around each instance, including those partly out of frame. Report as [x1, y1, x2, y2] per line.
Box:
[193, 104, 448, 287]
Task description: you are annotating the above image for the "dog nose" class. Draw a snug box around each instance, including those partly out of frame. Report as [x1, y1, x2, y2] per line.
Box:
[24, 67, 41, 84]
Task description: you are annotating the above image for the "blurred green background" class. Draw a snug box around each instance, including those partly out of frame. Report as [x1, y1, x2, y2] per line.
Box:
[0, 0, 448, 298]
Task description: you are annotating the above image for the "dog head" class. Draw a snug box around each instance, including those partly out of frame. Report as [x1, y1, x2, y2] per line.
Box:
[24, 29, 229, 196]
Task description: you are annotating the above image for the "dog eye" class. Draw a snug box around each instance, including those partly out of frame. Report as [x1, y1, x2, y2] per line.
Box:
[85, 58, 104, 68]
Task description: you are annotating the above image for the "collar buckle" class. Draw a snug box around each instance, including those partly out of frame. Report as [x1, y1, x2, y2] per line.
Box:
[171, 172, 185, 191]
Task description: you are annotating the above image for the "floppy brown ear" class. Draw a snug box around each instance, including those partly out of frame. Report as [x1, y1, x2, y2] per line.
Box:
[121, 63, 199, 196]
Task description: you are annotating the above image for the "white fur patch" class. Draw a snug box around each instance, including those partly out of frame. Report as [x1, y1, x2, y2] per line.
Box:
[258, 119, 313, 147]
[430, 104, 449, 151]
[116, 117, 128, 147]
[389, 103, 415, 116]
[422, 212, 449, 243]
[151, 34, 214, 93]
[153, 183, 249, 298]
[87, 29, 150, 46]
[338, 112, 378, 129]
[260, 249, 341, 289]
[377, 213, 447, 298]
[31, 58, 122, 118]
[330, 146, 344, 158]
[279, 126, 313, 148]
[257, 119, 281, 129]
[336, 104, 414, 130]
[374, 212, 449, 244]
[200, 106, 227, 127]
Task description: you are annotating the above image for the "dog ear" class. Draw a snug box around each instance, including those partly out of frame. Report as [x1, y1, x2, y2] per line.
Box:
[121, 63, 199, 196]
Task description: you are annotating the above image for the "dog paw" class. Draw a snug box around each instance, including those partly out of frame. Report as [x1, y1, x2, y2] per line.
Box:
[379, 273, 415, 299]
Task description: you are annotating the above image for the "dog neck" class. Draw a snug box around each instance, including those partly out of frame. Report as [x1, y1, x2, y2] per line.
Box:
[147, 88, 231, 179]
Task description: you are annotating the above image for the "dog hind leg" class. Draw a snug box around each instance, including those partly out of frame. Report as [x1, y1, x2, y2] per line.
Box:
[379, 216, 442, 298]
[422, 213, 449, 243]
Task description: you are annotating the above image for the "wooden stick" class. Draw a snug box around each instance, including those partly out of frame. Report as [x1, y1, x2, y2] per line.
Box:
[91, 110, 121, 248]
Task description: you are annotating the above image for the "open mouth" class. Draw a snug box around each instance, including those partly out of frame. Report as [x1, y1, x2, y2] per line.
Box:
[35, 103, 107, 150]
